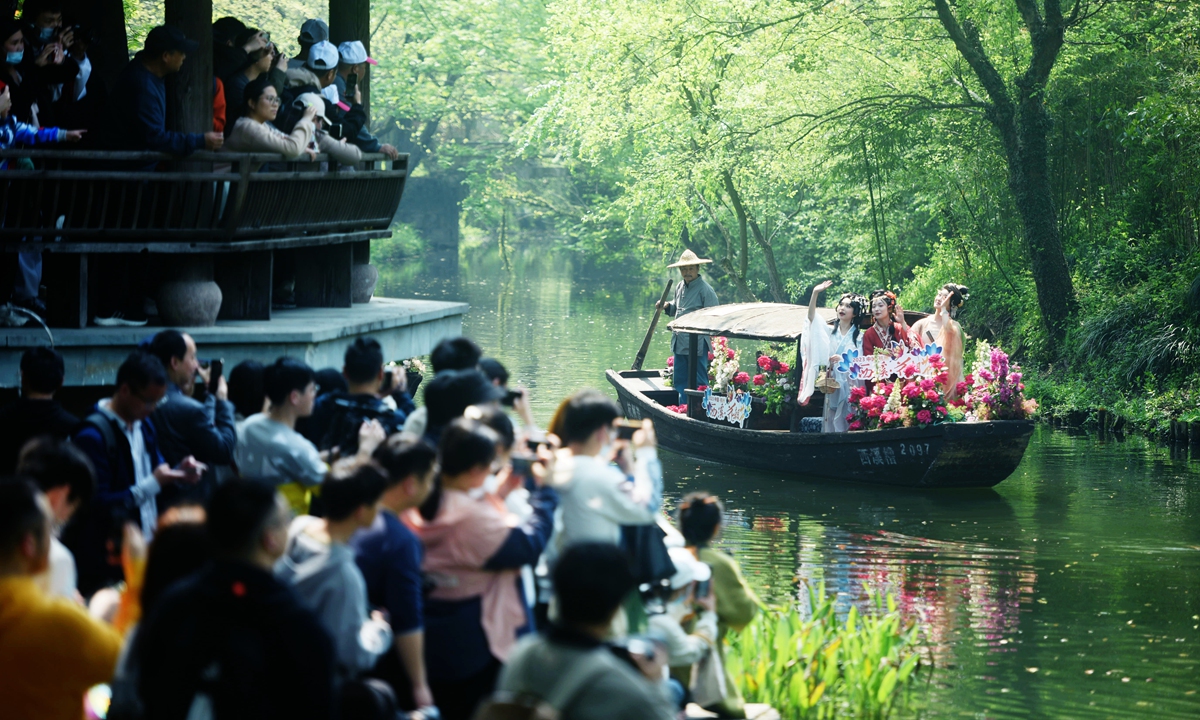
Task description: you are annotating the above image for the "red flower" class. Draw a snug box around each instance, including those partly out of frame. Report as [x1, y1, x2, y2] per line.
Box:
[928, 354, 943, 364]
[727, 349, 736, 360]
[924, 389, 940, 402]
[902, 364, 918, 377]
[916, 409, 932, 424]
[867, 407, 882, 418]
[697, 384, 708, 391]
[919, 378, 935, 391]
[965, 373, 974, 385]
[708, 352, 715, 361]
[733, 371, 750, 385]
[778, 362, 790, 373]
[936, 405, 948, 415]
[849, 386, 867, 401]
[752, 373, 766, 386]
[757, 356, 773, 370]
[666, 356, 674, 367]
[848, 420, 863, 431]
[955, 381, 970, 396]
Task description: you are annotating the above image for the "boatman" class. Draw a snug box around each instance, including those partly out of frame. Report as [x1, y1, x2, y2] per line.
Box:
[658, 249, 720, 404]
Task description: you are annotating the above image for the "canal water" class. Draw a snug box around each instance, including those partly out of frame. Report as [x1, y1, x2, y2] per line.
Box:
[379, 244, 1200, 718]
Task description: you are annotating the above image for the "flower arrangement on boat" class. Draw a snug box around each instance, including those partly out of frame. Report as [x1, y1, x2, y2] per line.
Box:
[663, 355, 674, 387]
[847, 347, 953, 430]
[752, 352, 793, 415]
[963, 342, 1038, 420]
[708, 337, 743, 392]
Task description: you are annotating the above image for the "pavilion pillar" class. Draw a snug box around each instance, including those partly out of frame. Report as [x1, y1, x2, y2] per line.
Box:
[329, 0, 371, 123]
[164, 0, 213, 135]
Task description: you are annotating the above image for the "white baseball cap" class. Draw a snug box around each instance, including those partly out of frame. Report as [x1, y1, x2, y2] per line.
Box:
[338, 41, 377, 66]
[666, 547, 712, 590]
[294, 92, 331, 124]
[306, 40, 338, 71]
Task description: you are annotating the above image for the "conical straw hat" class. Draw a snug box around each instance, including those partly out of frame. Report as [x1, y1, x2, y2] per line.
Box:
[667, 249, 713, 268]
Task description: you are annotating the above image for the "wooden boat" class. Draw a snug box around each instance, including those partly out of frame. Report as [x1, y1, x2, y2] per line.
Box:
[607, 302, 1033, 488]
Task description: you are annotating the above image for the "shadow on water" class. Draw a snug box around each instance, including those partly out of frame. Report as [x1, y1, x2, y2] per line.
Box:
[378, 244, 1200, 719]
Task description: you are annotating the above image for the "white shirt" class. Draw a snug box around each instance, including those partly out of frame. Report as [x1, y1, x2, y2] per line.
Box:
[546, 448, 662, 555]
[35, 537, 77, 600]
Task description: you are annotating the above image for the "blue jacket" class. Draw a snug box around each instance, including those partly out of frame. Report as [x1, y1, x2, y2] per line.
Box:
[0, 116, 65, 168]
[109, 56, 204, 155]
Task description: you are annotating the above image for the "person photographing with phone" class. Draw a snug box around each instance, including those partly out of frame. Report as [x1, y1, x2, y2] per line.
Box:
[333, 40, 400, 160]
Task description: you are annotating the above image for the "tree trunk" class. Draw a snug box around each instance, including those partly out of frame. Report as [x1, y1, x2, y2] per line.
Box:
[931, 0, 1077, 347]
[164, 0, 212, 135]
[329, 0, 372, 122]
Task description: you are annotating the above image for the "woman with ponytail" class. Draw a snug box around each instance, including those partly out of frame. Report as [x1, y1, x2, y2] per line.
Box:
[406, 417, 558, 720]
[799, 281, 868, 432]
[909, 283, 970, 398]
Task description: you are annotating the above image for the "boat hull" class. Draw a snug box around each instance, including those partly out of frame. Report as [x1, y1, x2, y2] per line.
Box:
[607, 370, 1033, 488]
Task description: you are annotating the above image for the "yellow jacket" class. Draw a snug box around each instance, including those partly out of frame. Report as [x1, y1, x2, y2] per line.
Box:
[0, 576, 122, 720]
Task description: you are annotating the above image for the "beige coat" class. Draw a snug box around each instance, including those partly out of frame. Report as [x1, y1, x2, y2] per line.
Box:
[224, 116, 315, 160]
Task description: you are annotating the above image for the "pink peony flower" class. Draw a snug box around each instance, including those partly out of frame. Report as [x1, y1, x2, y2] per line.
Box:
[666, 356, 674, 367]
[955, 381, 970, 396]
[850, 387, 867, 401]
[936, 405, 948, 415]
[778, 362, 790, 373]
[849, 420, 863, 431]
[733, 372, 750, 385]
[697, 384, 708, 391]
[757, 356, 773, 370]
[965, 373, 974, 385]
[935, 373, 949, 386]
[752, 374, 766, 386]
[924, 390, 940, 402]
[727, 349, 736, 360]
[867, 407, 881, 418]
[707, 352, 715, 361]
[928, 354, 942, 364]
[920, 378, 935, 391]
[916, 409, 932, 424]
[902, 364, 918, 377]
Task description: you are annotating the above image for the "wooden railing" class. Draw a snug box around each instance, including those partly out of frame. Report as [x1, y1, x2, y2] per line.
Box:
[0, 150, 410, 328]
[0, 150, 407, 241]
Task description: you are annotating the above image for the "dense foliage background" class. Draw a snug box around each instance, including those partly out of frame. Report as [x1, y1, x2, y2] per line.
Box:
[129, 0, 1200, 425]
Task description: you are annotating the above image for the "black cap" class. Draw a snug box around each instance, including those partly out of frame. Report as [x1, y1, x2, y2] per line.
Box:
[424, 369, 506, 428]
[144, 25, 199, 57]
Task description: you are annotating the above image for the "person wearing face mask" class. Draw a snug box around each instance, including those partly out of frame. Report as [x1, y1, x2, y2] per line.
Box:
[16, 2, 81, 129]
[406, 418, 559, 720]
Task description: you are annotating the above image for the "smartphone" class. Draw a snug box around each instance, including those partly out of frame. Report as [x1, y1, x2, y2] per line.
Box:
[382, 369, 395, 393]
[345, 72, 358, 101]
[694, 577, 712, 599]
[525, 438, 544, 452]
[510, 456, 533, 477]
[501, 389, 522, 407]
[614, 418, 643, 440]
[327, 123, 344, 140]
[209, 358, 224, 385]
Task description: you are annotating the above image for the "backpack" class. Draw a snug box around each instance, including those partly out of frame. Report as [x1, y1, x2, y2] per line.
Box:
[471, 648, 611, 720]
[317, 396, 394, 455]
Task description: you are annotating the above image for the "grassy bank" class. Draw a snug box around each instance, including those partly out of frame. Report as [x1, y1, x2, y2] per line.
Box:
[1027, 373, 1200, 441]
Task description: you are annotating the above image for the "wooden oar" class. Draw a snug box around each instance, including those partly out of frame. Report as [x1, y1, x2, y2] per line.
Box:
[632, 279, 674, 371]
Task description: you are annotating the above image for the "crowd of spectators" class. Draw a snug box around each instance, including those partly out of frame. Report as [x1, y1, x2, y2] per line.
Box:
[2, 7, 400, 323]
[0, 327, 764, 720]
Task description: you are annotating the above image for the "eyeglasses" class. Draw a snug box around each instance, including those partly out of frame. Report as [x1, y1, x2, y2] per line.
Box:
[261, 96, 281, 106]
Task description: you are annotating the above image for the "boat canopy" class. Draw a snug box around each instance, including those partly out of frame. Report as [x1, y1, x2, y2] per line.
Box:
[667, 302, 837, 342]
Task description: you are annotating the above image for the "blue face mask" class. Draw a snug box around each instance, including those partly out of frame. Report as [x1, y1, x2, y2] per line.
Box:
[5, 50, 22, 64]
[38, 27, 54, 41]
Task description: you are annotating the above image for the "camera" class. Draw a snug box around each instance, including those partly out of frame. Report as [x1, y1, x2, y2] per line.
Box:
[500, 389, 522, 407]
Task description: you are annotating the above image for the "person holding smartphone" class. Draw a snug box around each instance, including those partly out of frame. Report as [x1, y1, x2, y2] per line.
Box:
[333, 40, 400, 160]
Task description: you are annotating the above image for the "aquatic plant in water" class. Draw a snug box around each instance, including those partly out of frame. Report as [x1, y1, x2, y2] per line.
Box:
[726, 583, 923, 718]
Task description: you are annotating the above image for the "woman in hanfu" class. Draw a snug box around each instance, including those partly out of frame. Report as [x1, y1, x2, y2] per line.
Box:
[908, 283, 970, 398]
[799, 280, 867, 432]
[860, 290, 912, 395]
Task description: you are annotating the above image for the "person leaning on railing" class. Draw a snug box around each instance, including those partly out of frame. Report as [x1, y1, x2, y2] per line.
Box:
[223, 74, 315, 160]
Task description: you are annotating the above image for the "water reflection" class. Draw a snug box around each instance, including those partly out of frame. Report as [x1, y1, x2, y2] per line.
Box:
[378, 243, 1200, 718]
